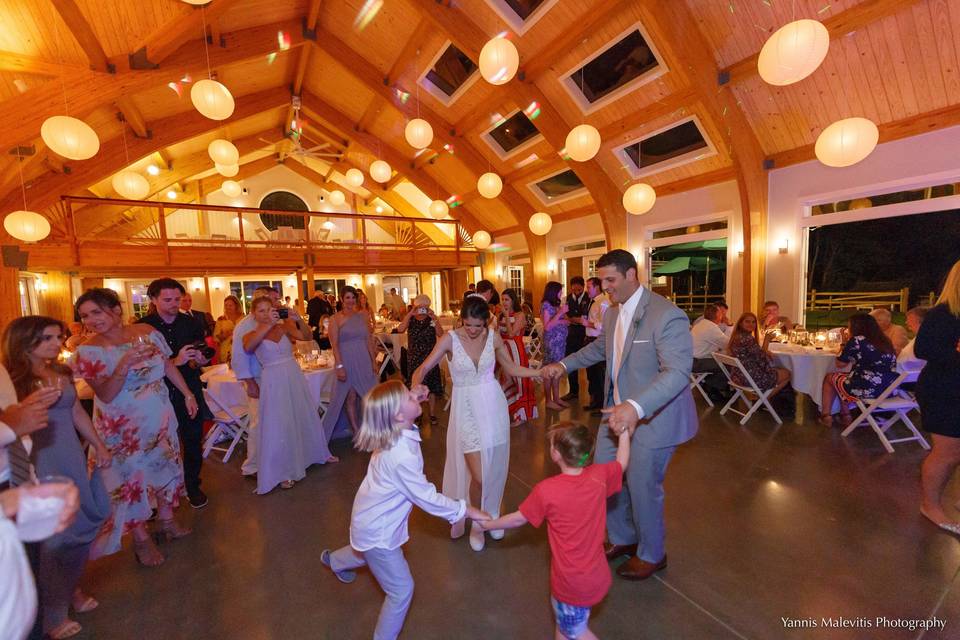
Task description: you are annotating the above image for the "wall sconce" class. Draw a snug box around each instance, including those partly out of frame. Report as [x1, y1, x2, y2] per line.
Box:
[736, 242, 745, 257]
[548, 260, 557, 273]
[778, 239, 789, 255]
[36, 278, 48, 291]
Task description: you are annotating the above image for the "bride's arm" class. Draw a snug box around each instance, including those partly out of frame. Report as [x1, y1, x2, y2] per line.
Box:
[412, 333, 452, 387]
[494, 334, 540, 378]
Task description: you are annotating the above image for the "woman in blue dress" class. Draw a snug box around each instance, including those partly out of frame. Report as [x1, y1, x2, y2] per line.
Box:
[540, 281, 569, 410]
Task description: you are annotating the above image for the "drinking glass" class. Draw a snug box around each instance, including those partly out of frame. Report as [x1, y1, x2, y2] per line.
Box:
[16, 475, 75, 542]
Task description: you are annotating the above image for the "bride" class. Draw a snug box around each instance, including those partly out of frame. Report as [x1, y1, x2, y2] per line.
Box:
[243, 296, 337, 494]
[412, 296, 540, 551]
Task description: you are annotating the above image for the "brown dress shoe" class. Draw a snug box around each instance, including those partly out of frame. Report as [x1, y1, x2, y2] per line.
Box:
[603, 542, 638, 561]
[616, 555, 667, 581]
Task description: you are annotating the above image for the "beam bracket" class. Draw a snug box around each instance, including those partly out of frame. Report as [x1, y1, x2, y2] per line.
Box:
[301, 17, 318, 42]
[128, 47, 159, 70]
[8, 145, 36, 158]
[762, 158, 775, 170]
[717, 70, 730, 86]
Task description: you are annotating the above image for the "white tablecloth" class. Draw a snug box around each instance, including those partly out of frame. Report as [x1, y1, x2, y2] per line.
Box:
[204, 366, 335, 409]
[769, 343, 839, 410]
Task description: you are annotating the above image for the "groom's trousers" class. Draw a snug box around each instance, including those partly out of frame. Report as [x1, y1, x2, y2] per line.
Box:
[596, 424, 675, 563]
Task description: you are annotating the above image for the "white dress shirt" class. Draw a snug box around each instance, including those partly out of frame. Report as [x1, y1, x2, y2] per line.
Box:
[691, 318, 729, 359]
[611, 285, 646, 421]
[0, 365, 32, 486]
[350, 429, 466, 552]
[0, 511, 36, 640]
[585, 293, 610, 339]
[897, 338, 926, 371]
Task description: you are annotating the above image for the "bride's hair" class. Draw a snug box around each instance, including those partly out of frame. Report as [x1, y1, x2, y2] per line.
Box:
[355, 380, 409, 452]
[460, 296, 489, 322]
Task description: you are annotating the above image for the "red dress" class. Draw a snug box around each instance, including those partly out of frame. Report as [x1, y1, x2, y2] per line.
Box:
[499, 312, 539, 424]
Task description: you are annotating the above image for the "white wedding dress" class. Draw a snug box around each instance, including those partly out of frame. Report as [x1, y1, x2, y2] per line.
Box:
[254, 334, 333, 494]
[443, 330, 510, 533]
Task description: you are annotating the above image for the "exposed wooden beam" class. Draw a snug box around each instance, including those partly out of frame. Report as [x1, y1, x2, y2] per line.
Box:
[115, 96, 150, 139]
[655, 167, 737, 197]
[596, 88, 697, 143]
[305, 0, 323, 32]
[503, 156, 567, 187]
[355, 98, 384, 134]
[197, 155, 281, 195]
[0, 50, 88, 77]
[766, 103, 960, 170]
[453, 96, 515, 137]
[49, 0, 113, 73]
[127, 0, 244, 68]
[385, 17, 430, 84]
[492, 204, 599, 236]
[719, 0, 923, 86]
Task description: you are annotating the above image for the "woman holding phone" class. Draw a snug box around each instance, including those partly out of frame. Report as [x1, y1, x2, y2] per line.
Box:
[398, 295, 444, 425]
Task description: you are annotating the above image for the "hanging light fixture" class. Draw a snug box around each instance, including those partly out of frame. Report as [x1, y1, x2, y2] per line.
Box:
[623, 183, 656, 215]
[112, 171, 150, 200]
[405, 118, 433, 149]
[215, 163, 239, 177]
[191, 79, 235, 120]
[758, 19, 830, 86]
[472, 230, 492, 250]
[208, 139, 239, 165]
[528, 211, 552, 236]
[479, 36, 519, 85]
[322, 219, 336, 230]
[345, 168, 365, 187]
[477, 172, 503, 199]
[221, 180, 242, 197]
[369, 160, 392, 183]
[40, 116, 100, 160]
[815, 117, 879, 167]
[565, 124, 601, 162]
[329, 190, 346, 206]
[429, 199, 449, 219]
[4, 211, 51, 242]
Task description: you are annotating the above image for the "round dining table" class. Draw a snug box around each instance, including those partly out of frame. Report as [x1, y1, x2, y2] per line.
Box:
[768, 343, 840, 423]
[202, 364, 336, 409]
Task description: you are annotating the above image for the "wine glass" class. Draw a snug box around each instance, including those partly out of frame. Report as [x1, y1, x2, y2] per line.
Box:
[133, 334, 158, 358]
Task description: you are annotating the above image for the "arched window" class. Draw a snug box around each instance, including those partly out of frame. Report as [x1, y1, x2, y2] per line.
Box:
[258, 191, 308, 230]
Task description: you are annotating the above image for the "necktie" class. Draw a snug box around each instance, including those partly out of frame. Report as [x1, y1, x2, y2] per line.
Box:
[612, 311, 626, 404]
[8, 438, 31, 487]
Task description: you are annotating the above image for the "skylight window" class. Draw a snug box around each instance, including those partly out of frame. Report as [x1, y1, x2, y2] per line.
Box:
[482, 109, 543, 159]
[419, 42, 478, 105]
[615, 117, 715, 179]
[528, 169, 587, 205]
[561, 22, 666, 113]
[484, 0, 559, 34]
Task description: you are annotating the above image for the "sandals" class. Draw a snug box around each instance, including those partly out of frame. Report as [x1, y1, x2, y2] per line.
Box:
[72, 590, 98, 613]
[133, 536, 164, 567]
[280, 480, 296, 490]
[155, 518, 192, 543]
[817, 414, 834, 427]
[47, 620, 82, 640]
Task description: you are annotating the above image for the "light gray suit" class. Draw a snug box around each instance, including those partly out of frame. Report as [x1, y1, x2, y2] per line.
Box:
[562, 287, 698, 562]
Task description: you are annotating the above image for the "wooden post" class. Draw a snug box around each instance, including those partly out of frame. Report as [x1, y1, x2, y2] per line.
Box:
[237, 210, 247, 265]
[203, 276, 212, 315]
[0, 264, 20, 333]
[157, 203, 169, 264]
[899, 287, 910, 313]
[295, 269, 305, 314]
[66, 199, 80, 265]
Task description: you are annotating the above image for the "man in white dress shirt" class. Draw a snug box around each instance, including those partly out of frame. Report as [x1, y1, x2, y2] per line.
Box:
[691, 304, 732, 402]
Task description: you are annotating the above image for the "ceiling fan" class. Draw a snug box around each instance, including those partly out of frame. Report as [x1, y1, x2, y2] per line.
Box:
[277, 96, 342, 163]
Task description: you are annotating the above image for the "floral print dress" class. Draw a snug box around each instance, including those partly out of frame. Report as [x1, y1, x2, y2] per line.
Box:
[835, 335, 898, 400]
[76, 331, 185, 557]
[729, 333, 777, 390]
[541, 302, 568, 364]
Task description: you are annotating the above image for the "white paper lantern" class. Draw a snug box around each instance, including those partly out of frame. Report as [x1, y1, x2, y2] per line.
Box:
[758, 19, 830, 86]
[208, 139, 239, 165]
[477, 172, 503, 199]
[472, 230, 492, 250]
[215, 163, 239, 177]
[322, 220, 336, 230]
[528, 211, 552, 236]
[623, 183, 656, 215]
[221, 180, 242, 198]
[565, 124, 601, 162]
[405, 118, 433, 149]
[40, 116, 100, 160]
[429, 200, 449, 219]
[345, 168, 365, 187]
[112, 171, 150, 200]
[479, 36, 519, 85]
[329, 190, 346, 206]
[814, 117, 879, 168]
[4, 210, 50, 242]
[191, 79, 235, 120]
[370, 160, 392, 183]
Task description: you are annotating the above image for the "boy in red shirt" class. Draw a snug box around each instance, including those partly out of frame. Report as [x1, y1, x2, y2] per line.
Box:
[478, 420, 632, 639]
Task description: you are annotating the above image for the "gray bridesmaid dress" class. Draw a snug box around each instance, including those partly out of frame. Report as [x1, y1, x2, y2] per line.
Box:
[320, 312, 377, 441]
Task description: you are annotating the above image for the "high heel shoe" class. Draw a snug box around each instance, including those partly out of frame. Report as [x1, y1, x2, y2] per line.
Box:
[155, 518, 192, 543]
[450, 519, 465, 539]
[469, 521, 485, 552]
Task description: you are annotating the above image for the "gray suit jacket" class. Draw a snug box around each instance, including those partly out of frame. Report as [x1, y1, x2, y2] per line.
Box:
[562, 287, 698, 449]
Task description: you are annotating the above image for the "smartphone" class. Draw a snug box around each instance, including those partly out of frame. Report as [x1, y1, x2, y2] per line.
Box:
[278, 308, 289, 320]
[418, 307, 428, 314]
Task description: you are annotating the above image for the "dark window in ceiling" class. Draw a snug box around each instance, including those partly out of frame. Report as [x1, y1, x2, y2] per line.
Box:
[425, 44, 477, 97]
[503, 0, 547, 20]
[534, 170, 585, 199]
[259, 191, 308, 230]
[651, 220, 728, 240]
[624, 120, 708, 171]
[569, 29, 658, 104]
[488, 110, 540, 153]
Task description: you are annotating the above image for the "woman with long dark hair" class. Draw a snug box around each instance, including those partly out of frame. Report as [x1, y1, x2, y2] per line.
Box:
[2, 317, 111, 639]
[540, 281, 569, 410]
[726, 312, 791, 394]
[819, 313, 898, 427]
[498, 288, 538, 425]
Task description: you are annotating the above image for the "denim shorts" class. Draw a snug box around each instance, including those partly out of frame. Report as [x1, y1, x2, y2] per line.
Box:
[550, 596, 591, 639]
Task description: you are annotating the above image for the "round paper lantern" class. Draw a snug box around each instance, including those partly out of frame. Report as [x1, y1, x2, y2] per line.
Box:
[40, 116, 100, 160]
[208, 139, 239, 165]
[329, 190, 346, 206]
[112, 171, 150, 200]
[472, 230, 492, 250]
[565, 124, 601, 162]
[191, 79, 235, 120]
[322, 220, 336, 230]
[528, 211, 552, 236]
[370, 160, 392, 183]
[758, 19, 829, 86]
[477, 172, 503, 199]
[405, 118, 433, 149]
[221, 180, 242, 198]
[215, 163, 239, 177]
[814, 117, 879, 168]
[4, 210, 50, 242]
[479, 36, 519, 85]
[429, 200, 449, 219]
[623, 183, 656, 215]
[345, 168, 365, 187]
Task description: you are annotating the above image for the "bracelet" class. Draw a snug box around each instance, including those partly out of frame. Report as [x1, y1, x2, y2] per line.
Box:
[335, 364, 344, 369]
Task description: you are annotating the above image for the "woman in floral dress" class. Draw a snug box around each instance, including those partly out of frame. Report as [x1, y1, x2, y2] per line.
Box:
[726, 312, 791, 393]
[75, 288, 196, 567]
[540, 281, 569, 410]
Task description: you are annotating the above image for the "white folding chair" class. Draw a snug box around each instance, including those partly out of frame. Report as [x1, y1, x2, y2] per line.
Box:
[202, 387, 250, 463]
[712, 353, 782, 425]
[841, 370, 929, 453]
[375, 334, 399, 377]
[689, 371, 714, 407]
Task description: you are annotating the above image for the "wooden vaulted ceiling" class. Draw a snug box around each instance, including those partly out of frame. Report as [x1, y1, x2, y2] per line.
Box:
[2, 0, 960, 249]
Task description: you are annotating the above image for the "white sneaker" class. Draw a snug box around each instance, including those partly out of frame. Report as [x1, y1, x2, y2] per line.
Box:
[489, 529, 505, 541]
[450, 519, 465, 539]
[469, 521, 485, 551]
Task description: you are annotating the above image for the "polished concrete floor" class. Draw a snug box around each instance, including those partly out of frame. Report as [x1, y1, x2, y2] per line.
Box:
[73, 388, 960, 640]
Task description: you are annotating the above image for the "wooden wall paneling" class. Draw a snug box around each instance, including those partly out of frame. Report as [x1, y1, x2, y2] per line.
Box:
[0, 263, 19, 331]
[49, 0, 113, 72]
[37, 269, 72, 322]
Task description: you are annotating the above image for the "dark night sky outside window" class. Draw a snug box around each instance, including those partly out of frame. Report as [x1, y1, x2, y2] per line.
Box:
[624, 120, 707, 170]
[259, 191, 309, 230]
[534, 170, 585, 199]
[425, 45, 477, 97]
[569, 30, 658, 104]
[488, 111, 540, 153]
[503, 0, 546, 20]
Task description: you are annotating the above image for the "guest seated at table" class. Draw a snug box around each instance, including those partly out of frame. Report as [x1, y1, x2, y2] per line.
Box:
[63, 322, 89, 353]
[397, 295, 444, 425]
[819, 313, 898, 427]
[691, 304, 732, 402]
[242, 296, 337, 494]
[898, 306, 928, 372]
[727, 312, 791, 394]
[307, 289, 334, 347]
[870, 307, 909, 356]
[213, 295, 244, 365]
[377, 304, 392, 322]
[761, 300, 793, 333]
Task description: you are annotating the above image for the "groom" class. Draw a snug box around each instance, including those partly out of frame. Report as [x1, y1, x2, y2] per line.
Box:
[542, 249, 698, 580]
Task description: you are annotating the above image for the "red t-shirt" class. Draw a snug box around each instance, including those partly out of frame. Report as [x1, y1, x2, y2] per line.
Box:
[519, 461, 624, 606]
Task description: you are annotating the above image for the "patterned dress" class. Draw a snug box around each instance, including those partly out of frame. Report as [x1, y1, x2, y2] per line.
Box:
[541, 302, 568, 364]
[499, 312, 538, 423]
[728, 332, 777, 390]
[830, 335, 898, 401]
[405, 315, 443, 397]
[76, 331, 185, 557]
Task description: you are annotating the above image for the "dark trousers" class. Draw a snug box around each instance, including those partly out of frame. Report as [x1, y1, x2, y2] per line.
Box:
[693, 357, 728, 396]
[25, 541, 42, 640]
[171, 387, 205, 497]
[585, 337, 605, 404]
[565, 328, 586, 395]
